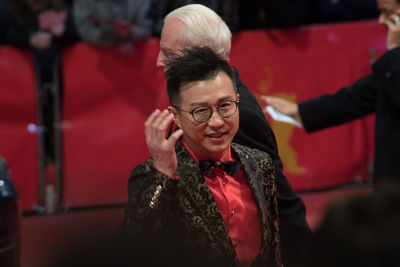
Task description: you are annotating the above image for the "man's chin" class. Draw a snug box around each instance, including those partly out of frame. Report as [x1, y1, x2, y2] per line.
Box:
[203, 144, 230, 158]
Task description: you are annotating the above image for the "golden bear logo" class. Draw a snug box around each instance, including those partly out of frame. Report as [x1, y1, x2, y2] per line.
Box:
[256, 67, 305, 175]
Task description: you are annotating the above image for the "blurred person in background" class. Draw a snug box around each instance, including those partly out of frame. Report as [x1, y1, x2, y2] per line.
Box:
[5, 0, 79, 85]
[237, 0, 379, 31]
[72, 0, 152, 51]
[312, 0, 379, 24]
[155, 4, 311, 267]
[0, 157, 20, 267]
[5, 0, 79, 162]
[263, 0, 400, 186]
[304, 180, 400, 267]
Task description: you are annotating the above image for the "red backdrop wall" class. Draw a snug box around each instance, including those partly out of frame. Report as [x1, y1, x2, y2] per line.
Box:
[0, 46, 39, 211]
[0, 20, 386, 210]
[61, 20, 384, 207]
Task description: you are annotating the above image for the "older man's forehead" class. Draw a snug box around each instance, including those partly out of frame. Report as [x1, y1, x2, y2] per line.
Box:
[161, 19, 185, 47]
[377, 0, 400, 11]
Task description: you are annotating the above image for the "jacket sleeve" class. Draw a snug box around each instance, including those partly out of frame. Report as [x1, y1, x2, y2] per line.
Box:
[371, 46, 400, 110]
[298, 73, 377, 133]
[119, 159, 178, 237]
[297, 47, 400, 133]
[114, 159, 179, 265]
[299, 47, 400, 133]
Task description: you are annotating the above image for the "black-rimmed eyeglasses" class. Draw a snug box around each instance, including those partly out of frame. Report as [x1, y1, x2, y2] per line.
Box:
[174, 100, 239, 123]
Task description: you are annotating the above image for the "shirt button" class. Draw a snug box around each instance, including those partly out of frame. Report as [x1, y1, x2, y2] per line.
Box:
[222, 181, 226, 185]
[234, 241, 238, 247]
[232, 210, 235, 215]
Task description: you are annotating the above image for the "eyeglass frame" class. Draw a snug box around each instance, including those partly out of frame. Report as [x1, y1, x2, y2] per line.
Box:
[173, 99, 240, 123]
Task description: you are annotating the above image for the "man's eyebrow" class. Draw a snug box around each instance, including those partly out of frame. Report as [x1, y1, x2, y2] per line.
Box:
[189, 96, 235, 107]
[162, 48, 174, 55]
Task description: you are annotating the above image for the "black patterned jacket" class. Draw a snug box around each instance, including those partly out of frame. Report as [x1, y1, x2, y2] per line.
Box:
[118, 140, 282, 267]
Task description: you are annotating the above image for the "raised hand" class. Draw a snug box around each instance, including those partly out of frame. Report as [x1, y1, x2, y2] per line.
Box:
[260, 96, 300, 119]
[144, 109, 183, 177]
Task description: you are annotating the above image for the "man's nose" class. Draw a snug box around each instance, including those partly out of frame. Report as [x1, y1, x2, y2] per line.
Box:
[207, 110, 224, 128]
[156, 52, 166, 68]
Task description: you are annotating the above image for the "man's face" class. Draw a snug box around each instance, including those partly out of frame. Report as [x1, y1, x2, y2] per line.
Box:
[157, 18, 186, 70]
[171, 72, 239, 160]
[377, 0, 400, 24]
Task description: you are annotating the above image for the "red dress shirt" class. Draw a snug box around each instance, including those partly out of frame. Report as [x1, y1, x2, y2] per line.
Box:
[182, 140, 261, 267]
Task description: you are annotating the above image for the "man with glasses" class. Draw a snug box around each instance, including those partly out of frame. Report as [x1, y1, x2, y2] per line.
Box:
[117, 47, 282, 267]
[156, 5, 310, 267]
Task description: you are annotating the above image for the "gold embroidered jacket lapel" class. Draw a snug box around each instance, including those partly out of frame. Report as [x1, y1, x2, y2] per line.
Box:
[119, 140, 281, 267]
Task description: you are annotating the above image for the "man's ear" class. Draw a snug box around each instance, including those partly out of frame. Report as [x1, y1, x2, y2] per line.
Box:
[236, 94, 240, 101]
[167, 106, 181, 128]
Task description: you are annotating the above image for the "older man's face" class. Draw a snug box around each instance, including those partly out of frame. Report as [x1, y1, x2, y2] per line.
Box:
[377, 0, 400, 24]
[156, 18, 186, 70]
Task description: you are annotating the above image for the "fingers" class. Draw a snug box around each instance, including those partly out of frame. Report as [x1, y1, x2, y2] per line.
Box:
[144, 109, 181, 176]
[260, 96, 284, 107]
[145, 109, 176, 146]
[394, 14, 400, 26]
[144, 109, 161, 141]
[152, 110, 174, 141]
[259, 95, 270, 104]
[168, 128, 184, 146]
[260, 96, 299, 117]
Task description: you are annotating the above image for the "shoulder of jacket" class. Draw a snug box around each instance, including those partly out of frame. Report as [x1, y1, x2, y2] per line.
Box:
[232, 143, 272, 161]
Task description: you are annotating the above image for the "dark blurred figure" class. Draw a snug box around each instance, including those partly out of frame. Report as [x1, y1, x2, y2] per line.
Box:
[0, 0, 9, 44]
[305, 181, 400, 267]
[313, 0, 380, 24]
[238, 0, 379, 30]
[6, 0, 79, 85]
[47, 228, 216, 267]
[5, 0, 79, 161]
[0, 157, 20, 267]
[238, 0, 313, 30]
[72, 0, 153, 51]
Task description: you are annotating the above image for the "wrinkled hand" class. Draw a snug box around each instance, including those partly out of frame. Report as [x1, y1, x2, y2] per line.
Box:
[145, 109, 183, 177]
[385, 12, 400, 50]
[29, 31, 52, 49]
[260, 96, 300, 119]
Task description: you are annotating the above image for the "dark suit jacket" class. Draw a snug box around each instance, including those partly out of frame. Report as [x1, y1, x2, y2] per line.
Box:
[232, 67, 311, 265]
[118, 141, 282, 267]
[299, 47, 400, 184]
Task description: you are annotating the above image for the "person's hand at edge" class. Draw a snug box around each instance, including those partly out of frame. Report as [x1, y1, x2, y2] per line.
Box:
[260, 96, 301, 120]
[385, 10, 400, 50]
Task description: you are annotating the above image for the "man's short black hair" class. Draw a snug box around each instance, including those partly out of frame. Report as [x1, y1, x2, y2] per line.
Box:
[165, 47, 236, 106]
